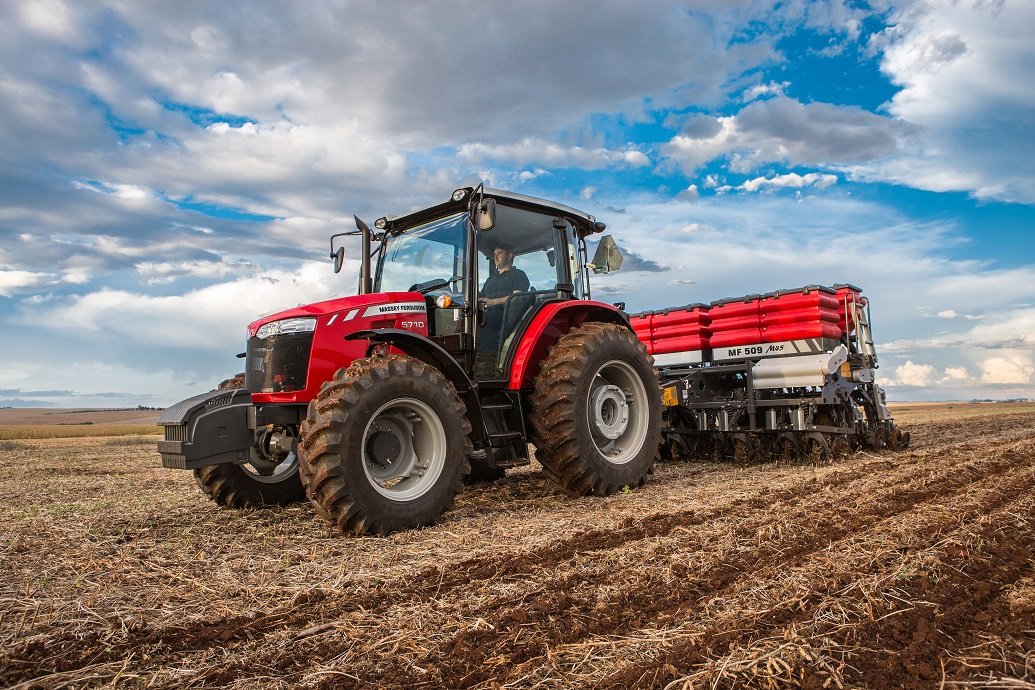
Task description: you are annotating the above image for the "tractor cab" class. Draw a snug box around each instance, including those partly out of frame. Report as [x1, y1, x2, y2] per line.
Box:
[340, 187, 612, 384]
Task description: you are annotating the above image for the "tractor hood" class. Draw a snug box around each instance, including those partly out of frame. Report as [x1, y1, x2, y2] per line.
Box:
[245, 291, 430, 404]
[247, 292, 425, 337]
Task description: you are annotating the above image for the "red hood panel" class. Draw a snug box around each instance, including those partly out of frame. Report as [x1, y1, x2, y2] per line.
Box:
[247, 291, 430, 404]
[247, 292, 422, 335]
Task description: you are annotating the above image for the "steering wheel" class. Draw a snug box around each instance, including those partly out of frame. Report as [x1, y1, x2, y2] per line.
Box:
[409, 276, 463, 295]
[409, 278, 450, 294]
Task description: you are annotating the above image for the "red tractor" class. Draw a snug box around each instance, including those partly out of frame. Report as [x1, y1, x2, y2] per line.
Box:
[158, 187, 663, 534]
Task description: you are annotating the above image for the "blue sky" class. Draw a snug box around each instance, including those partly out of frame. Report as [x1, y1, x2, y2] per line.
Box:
[2, 0, 1034, 406]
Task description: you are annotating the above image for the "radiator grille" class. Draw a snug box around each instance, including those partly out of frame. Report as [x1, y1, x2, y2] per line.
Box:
[164, 424, 188, 442]
[245, 331, 314, 393]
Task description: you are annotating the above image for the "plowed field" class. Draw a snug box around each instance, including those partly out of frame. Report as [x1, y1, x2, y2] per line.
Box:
[1, 404, 1033, 689]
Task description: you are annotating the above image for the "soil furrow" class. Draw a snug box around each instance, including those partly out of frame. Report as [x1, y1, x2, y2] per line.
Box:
[372, 447, 1035, 689]
[594, 471, 1035, 689]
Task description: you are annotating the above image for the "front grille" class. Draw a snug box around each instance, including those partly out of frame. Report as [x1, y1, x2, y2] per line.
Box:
[245, 332, 315, 393]
[164, 425, 188, 442]
[161, 453, 187, 469]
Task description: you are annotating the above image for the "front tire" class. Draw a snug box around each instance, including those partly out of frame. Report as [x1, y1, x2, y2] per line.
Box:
[531, 322, 662, 496]
[298, 355, 470, 535]
[193, 460, 305, 508]
[193, 373, 305, 508]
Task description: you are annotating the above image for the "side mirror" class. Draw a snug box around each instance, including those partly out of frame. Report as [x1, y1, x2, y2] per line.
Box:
[331, 246, 346, 274]
[588, 234, 624, 274]
[474, 197, 496, 231]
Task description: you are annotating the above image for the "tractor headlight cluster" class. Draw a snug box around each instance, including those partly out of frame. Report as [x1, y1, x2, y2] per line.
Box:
[255, 317, 317, 339]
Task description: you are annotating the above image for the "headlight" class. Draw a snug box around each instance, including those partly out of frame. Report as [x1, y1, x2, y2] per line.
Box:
[256, 317, 317, 339]
[451, 188, 467, 202]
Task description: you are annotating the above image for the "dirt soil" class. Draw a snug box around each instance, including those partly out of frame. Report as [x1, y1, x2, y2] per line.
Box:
[1, 404, 1033, 689]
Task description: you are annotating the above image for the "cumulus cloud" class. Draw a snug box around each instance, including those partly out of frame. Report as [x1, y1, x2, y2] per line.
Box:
[741, 80, 789, 102]
[662, 97, 917, 175]
[938, 366, 971, 384]
[888, 360, 937, 387]
[517, 169, 550, 183]
[8, 259, 359, 405]
[936, 309, 979, 320]
[77, 2, 777, 145]
[979, 350, 1034, 386]
[18, 0, 77, 41]
[458, 140, 651, 170]
[740, 172, 837, 193]
[135, 258, 255, 285]
[25, 260, 349, 349]
[859, 0, 1035, 203]
[659, 0, 1035, 207]
[0, 270, 54, 297]
[678, 184, 700, 203]
[890, 308, 1035, 353]
[0, 0, 785, 300]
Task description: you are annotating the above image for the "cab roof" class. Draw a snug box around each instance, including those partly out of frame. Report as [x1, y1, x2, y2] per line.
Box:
[377, 186, 602, 237]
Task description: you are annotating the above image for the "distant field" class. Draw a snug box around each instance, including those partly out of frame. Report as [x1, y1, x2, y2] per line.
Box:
[0, 424, 160, 440]
[0, 408, 162, 439]
[889, 400, 1035, 423]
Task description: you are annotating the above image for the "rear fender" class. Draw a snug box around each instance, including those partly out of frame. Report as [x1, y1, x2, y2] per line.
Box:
[157, 388, 253, 470]
[508, 301, 629, 390]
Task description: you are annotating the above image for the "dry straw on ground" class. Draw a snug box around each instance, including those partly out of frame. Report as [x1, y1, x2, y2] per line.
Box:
[1, 403, 1033, 688]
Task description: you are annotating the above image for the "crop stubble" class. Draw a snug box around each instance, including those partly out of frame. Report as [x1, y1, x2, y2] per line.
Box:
[0, 406, 1033, 688]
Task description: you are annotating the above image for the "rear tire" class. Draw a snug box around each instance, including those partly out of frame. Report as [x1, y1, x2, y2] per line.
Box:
[192, 373, 305, 508]
[298, 355, 470, 535]
[531, 322, 662, 496]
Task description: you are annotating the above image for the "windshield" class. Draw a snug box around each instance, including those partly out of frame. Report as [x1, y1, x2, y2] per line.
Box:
[376, 212, 467, 293]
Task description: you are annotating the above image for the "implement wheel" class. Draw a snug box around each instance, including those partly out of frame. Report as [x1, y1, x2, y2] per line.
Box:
[531, 322, 662, 496]
[193, 374, 305, 508]
[298, 355, 470, 535]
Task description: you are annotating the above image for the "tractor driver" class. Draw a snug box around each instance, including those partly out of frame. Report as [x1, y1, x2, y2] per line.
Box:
[475, 241, 530, 376]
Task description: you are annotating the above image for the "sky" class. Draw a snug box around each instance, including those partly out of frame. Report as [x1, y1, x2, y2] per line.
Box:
[2, 0, 1034, 407]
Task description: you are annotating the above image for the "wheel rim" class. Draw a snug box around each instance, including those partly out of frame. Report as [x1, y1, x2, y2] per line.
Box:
[239, 455, 299, 484]
[240, 428, 300, 484]
[362, 397, 447, 501]
[586, 359, 649, 465]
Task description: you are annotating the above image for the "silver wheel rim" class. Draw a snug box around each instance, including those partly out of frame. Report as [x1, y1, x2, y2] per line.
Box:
[587, 359, 649, 465]
[362, 397, 447, 501]
[239, 454, 299, 484]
